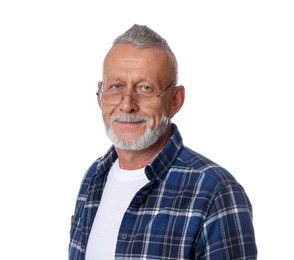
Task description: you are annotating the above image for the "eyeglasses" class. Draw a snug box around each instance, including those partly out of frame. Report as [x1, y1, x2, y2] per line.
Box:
[96, 81, 176, 105]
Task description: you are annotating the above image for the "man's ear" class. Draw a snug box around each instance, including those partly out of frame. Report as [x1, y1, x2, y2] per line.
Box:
[168, 85, 185, 118]
[97, 81, 103, 109]
[97, 95, 102, 109]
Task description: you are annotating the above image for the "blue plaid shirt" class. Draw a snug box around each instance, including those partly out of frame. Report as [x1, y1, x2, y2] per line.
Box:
[69, 124, 257, 259]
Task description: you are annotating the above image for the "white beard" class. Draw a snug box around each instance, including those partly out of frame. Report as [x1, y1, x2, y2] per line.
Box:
[104, 114, 170, 151]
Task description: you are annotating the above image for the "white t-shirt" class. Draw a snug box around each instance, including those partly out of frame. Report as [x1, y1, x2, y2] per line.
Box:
[85, 159, 149, 260]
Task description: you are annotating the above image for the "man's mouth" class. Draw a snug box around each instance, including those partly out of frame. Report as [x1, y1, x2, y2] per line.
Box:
[111, 115, 147, 124]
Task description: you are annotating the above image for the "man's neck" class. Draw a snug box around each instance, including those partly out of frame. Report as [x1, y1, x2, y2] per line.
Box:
[115, 126, 172, 170]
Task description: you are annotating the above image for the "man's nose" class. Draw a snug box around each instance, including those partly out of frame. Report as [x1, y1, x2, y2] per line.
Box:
[118, 93, 138, 113]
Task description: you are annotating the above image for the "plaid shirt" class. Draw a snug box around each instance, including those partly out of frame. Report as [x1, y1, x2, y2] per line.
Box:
[69, 124, 257, 259]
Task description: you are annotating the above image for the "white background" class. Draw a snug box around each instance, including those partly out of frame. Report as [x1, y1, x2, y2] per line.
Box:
[0, 1, 293, 259]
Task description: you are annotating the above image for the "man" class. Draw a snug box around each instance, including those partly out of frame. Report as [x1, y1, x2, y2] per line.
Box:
[69, 24, 257, 259]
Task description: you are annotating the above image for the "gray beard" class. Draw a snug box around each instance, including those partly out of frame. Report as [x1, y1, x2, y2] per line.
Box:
[104, 114, 170, 151]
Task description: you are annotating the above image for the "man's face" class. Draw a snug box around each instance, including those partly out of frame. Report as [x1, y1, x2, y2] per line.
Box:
[98, 44, 178, 150]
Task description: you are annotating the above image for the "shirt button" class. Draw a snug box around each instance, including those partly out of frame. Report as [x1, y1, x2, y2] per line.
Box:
[137, 198, 143, 204]
[121, 234, 128, 240]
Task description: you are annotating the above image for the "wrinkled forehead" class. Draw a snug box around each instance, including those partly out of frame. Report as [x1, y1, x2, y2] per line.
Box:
[103, 44, 176, 81]
[104, 44, 171, 64]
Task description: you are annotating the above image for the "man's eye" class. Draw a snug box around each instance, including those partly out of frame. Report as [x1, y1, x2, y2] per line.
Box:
[109, 84, 122, 91]
[140, 85, 153, 93]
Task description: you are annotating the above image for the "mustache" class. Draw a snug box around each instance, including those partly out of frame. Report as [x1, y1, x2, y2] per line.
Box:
[110, 114, 149, 123]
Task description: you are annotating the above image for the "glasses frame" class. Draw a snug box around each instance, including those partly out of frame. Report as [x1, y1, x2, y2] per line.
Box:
[96, 81, 176, 105]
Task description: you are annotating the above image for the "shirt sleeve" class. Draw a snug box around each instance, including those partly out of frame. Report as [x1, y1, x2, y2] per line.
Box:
[195, 182, 257, 259]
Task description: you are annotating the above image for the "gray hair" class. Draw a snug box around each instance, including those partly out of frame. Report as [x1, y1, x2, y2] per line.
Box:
[113, 24, 178, 82]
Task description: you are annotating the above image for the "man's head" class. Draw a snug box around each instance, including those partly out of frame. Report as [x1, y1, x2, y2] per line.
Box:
[112, 24, 178, 83]
[97, 24, 185, 151]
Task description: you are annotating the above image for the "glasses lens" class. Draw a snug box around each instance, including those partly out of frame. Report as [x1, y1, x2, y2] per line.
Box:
[100, 92, 157, 105]
[135, 94, 156, 105]
[101, 92, 122, 104]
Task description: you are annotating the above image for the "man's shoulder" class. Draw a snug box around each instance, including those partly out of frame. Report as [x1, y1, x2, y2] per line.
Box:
[174, 145, 239, 188]
[83, 146, 117, 180]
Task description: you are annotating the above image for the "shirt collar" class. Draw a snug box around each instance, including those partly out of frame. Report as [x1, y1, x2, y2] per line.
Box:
[145, 123, 182, 181]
